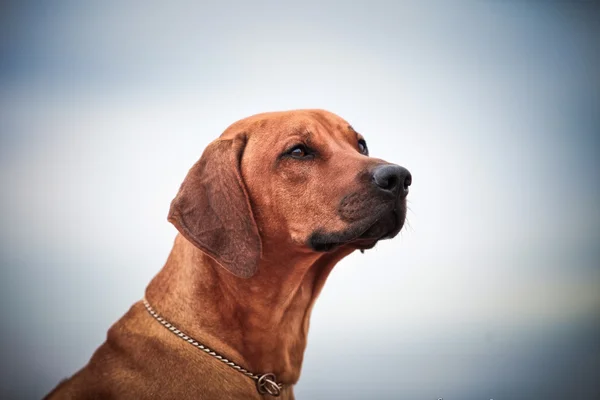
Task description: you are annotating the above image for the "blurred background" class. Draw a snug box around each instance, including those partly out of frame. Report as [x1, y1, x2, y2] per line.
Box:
[1, 1, 599, 399]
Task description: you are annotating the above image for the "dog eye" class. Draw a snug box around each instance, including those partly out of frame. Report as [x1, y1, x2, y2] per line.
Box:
[358, 139, 368, 155]
[288, 145, 312, 159]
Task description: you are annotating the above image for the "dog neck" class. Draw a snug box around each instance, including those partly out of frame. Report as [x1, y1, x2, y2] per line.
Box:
[145, 234, 353, 384]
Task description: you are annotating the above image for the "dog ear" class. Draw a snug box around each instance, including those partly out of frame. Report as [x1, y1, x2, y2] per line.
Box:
[168, 135, 261, 278]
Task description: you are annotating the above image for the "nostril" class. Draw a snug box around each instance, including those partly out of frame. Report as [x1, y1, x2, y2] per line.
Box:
[373, 170, 395, 191]
[386, 175, 398, 191]
[403, 173, 412, 190]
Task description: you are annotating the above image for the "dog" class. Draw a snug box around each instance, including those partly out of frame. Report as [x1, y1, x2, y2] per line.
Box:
[45, 109, 411, 399]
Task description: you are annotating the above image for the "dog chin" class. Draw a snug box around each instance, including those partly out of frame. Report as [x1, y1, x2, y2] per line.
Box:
[308, 207, 406, 253]
[352, 209, 404, 248]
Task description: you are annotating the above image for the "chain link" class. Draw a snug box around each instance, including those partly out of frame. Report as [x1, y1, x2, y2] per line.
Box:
[142, 298, 283, 397]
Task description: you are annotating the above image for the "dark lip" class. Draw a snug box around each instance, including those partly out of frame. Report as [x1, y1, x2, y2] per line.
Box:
[308, 202, 405, 252]
[352, 209, 403, 247]
[381, 208, 405, 239]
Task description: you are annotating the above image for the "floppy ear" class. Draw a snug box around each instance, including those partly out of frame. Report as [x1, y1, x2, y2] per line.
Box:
[168, 135, 261, 278]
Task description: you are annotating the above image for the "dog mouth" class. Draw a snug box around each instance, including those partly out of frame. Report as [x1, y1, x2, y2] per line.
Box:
[350, 207, 405, 250]
[308, 202, 406, 252]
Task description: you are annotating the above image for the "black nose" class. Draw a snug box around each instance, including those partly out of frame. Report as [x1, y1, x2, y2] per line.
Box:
[372, 164, 411, 198]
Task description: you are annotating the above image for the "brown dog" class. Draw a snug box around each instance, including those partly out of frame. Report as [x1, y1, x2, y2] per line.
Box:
[45, 109, 411, 399]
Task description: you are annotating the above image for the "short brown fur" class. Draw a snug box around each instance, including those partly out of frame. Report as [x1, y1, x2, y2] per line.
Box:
[45, 109, 408, 399]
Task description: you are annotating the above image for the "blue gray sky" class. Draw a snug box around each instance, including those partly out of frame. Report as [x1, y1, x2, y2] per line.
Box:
[1, 1, 599, 399]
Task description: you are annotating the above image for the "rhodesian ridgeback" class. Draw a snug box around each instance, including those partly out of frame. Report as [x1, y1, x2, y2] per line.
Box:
[45, 109, 411, 399]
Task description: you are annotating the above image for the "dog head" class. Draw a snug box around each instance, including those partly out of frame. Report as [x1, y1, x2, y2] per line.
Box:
[168, 110, 411, 278]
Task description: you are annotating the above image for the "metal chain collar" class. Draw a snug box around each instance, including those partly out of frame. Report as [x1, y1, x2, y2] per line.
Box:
[142, 298, 283, 397]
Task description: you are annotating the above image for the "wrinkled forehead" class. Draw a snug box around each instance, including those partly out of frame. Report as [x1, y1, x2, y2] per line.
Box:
[220, 110, 362, 144]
